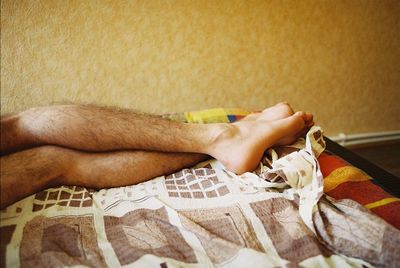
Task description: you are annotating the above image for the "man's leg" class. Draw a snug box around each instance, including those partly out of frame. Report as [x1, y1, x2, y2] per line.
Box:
[1, 146, 64, 208]
[1, 105, 223, 154]
[1, 103, 312, 208]
[0, 145, 208, 209]
[1, 104, 309, 174]
[1, 103, 304, 154]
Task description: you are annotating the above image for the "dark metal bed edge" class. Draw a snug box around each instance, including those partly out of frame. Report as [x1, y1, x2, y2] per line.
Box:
[324, 137, 400, 198]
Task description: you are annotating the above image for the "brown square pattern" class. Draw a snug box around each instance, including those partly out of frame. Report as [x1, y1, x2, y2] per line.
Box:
[165, 167, 230, 199]
[32, 186, 95, 212]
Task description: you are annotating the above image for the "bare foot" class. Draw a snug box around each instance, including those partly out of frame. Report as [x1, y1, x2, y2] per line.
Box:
[241, 102, 294, 122]
[208, 113, 306, 174]
[275, 111, 314, 146]
[243, 103, 314, 126]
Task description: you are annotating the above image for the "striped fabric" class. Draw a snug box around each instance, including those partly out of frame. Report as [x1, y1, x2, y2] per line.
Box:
[184, 108, 250, 123]
[174, 108, 400, 229]
[318, 152, 400, 229]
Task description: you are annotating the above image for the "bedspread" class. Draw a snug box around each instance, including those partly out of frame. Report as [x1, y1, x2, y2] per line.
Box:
[1, 110, 400, 268]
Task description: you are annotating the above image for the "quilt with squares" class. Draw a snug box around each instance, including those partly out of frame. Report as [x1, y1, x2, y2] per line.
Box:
[1, 109, 399, 268]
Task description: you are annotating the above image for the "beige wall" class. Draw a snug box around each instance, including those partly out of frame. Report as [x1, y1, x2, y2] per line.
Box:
[1, 0, 399, 136]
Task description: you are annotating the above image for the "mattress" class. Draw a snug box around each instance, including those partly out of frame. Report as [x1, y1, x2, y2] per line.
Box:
[0, 108, 399, 268]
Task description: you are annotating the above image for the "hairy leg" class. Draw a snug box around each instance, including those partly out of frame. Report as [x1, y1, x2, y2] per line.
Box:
[66, 150, 208, 189]
[1, 104, 313, 208]
[2, 104, 310, 153]
[1, 146, 65, 209]
[0, 145, 207, 209]
[1, 104, 310, 174]
[1, 105, 220, 155]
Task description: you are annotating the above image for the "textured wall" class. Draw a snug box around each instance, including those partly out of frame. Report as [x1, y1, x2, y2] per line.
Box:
[1, 0, 400, 136]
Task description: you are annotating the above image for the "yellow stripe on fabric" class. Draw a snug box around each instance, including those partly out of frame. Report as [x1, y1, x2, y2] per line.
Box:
[184, 108, 250, 123]
[223, 108, 250, 116]
[365, 197, 400, 209]
[184, 108, 229, 123]
[324, 166, 371, 192]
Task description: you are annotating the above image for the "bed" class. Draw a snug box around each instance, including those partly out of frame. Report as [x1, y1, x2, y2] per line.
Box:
[1, 108, 399, 268]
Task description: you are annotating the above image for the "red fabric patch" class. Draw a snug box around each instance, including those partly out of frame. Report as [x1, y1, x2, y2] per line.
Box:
[326, 180, 392, 205]
[370, 202, 400, 229]
[317, 152, 399, 229]
[318, 153, 349, 178]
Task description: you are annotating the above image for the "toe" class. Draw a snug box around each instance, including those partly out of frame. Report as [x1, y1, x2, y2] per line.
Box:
[294, 111, 313, 125]
[304, 112, 314, 127]
[294, 111, 306, 118]
[304, 112, 313, 121]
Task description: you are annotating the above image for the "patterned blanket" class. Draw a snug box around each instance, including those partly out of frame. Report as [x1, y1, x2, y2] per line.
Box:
[1, 109, 399, 267]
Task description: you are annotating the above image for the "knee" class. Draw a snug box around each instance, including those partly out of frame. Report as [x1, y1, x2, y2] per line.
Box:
[19, 106, 58, 129]
[37, 145, 76, 167]
[32, 145, 77, 186]
[1, 145, 76, 193]
[1, 113, 27, 155]
[17, 105, 75, 143]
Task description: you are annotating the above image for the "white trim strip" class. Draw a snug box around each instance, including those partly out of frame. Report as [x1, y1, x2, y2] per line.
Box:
[329, 131, 400, 147]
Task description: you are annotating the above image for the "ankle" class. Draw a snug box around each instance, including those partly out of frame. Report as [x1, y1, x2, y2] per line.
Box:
[205, 123, 238, 156]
